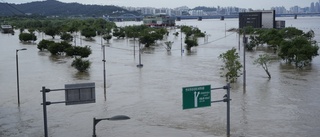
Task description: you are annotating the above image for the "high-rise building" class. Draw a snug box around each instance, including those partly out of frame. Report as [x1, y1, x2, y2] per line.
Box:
[272, 6, 287, 14]
[315, 2, 320, 12]
[311, 2, 315, 12]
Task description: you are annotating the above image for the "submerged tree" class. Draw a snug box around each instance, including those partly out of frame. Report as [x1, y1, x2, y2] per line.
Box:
[139, 28, 167, 47]
[279, 27, 304, 40]
[184, 38, 198, 51]
[19, 32, 37, 42]
[81, 27, 96, 39]
[304, 30, 315, 41]
[180, 26, 204, 51]
[103, 34, 112, 43]
[253, 54, 273, 78]
[219, 48, 242, 83]
[66, 45, 92, 58]
[112, 27, 126, 39]
[37, 39, 55, 51]
[260, 28, 283, 48]
[47, 41, 72, 55]
[60, 32, 73, 42]
[71, 58, 91, 72]
[278, 36, 319, 68]
[44, 27, 59, 39]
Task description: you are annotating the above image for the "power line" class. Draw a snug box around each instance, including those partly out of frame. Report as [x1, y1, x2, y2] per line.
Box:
[73, 36, 134, 52]
[65, 29, 237, 54]
[200, 31, 237, 46]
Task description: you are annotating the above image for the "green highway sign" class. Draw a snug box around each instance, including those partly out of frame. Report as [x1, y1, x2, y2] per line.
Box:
[182, 85, 211, 109]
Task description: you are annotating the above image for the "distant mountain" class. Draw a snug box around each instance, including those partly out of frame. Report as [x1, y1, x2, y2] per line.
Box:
[193, 6, 217, 12]
[0, 0, 139, 17]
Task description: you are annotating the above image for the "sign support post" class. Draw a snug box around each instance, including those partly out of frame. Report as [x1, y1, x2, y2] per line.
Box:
[41, 86, 48, 137]
[40, 83, 95, 137]
[182, 83, 231, 136]
[226, 83, 230, 136]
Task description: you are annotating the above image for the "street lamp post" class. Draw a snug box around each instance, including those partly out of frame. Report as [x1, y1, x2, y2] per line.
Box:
[180, 28, 183, 56]
[16, 48, 27, 106]
[136, 41, 143, 68]
[92, 115, 130, 137]
[133, 37, 136, 58]
[102, 45, 107, 101]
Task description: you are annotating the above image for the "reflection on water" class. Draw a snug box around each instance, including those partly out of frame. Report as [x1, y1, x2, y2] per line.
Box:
[49, 55, 69, 64]
[142, 47, 156, 54]
[185, 49, 197, 56]
[0, 17, 320, 137]
[73, 71, 90, 80]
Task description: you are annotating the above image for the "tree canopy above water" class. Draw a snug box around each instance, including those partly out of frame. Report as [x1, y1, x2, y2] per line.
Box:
[242, 27, 319, 68]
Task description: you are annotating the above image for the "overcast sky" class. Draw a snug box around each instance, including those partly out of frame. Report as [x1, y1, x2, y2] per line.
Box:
[5, 0, 319, 9]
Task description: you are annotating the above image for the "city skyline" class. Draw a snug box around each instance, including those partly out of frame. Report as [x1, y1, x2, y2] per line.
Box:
[5, 0, 319, 10]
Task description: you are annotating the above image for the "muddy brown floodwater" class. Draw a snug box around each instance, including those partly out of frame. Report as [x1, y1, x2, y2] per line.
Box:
[1, 17, 320, 137]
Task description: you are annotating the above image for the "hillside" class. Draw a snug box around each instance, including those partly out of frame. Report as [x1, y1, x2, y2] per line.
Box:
[0, 0, 138, 17]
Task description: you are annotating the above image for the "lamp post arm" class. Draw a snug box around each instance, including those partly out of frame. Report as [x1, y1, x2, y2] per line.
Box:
[92, 115, 130, 137]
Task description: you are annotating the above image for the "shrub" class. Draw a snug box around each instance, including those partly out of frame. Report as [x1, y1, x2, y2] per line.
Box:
[37, 40, 55, 51]
[48, 43, 63, 55]
[47, 41, 72, 55]
[71, 58, 91, 72]
[185, 38, 198, 50]
[60, 33, 73, 41]
[81, 27, 96, 38]
[19, 33, 37, 42]
[66, 46, 92, 58]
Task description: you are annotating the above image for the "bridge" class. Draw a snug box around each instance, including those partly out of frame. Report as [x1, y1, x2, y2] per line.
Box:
[105, 13, 320, 22]
[276, 13, 320, 17]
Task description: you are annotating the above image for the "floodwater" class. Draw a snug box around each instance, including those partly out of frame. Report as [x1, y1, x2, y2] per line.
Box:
[1, 17, 320, 137]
